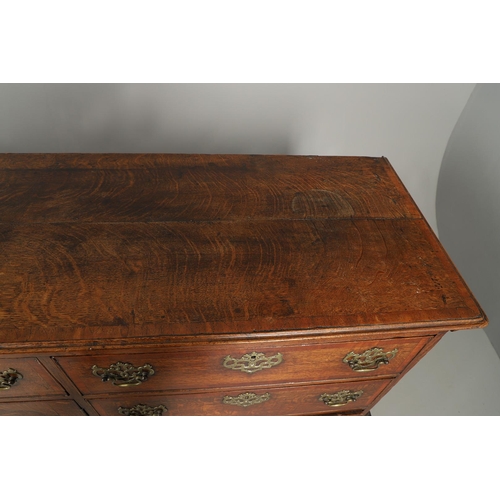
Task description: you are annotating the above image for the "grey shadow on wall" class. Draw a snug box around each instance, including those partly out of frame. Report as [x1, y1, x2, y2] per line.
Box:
[0, 83, 293, 154]
[436, 83, 500, 358]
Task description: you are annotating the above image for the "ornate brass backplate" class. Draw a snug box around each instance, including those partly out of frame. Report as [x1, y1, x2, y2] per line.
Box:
[222, 352, 283, 374]
[342, 347, 398, 371]
[222, 392, 271, 407]
[91, 361, 155, 386]
[319, 389, 364, 407]
[0, 368, 23, 390]
[118, 404, 168, 416]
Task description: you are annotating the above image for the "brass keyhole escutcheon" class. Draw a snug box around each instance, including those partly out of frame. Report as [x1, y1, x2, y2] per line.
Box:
[222, 352, 283, 374]
[223, 392, 271, 407]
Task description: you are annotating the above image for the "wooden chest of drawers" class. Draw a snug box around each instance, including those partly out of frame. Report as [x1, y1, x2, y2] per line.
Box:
[0, 154, 487, 415]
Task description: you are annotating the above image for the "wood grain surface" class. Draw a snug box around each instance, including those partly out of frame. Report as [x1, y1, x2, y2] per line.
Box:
[88, 378, 390, 416]
[0, 154, 487, 346]
[0, 399, 86, 416]
[0, 154, 419, 221]
[54, 336, 428, 395]
[0, 357, 66, 398]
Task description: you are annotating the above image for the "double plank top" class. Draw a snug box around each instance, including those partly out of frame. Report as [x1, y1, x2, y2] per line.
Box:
[0, 154, 487, 344]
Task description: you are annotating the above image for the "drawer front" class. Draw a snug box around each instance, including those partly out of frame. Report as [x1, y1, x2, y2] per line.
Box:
[0, 358, 66, 399]
[55, 336, 429, 396]
[0, 400, 86, 416]
[89, 379, 390, 416]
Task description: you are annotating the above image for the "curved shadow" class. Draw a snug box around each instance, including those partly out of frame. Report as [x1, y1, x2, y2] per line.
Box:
[436, 83, 500, 356]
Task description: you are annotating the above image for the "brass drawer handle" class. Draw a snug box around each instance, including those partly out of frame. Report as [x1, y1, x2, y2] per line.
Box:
[91, 361, 155, 386]
[223, 392, 271, 407]
[0, 368, 23, 390]
[222, 351, 283, 374]
[343, 347, 398, 372]
[118, 404, 168, 416]
[320, 390, 364, 407]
